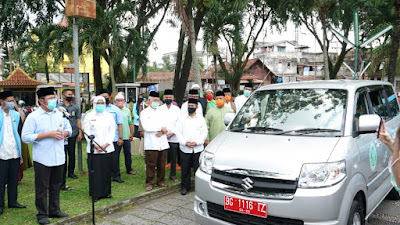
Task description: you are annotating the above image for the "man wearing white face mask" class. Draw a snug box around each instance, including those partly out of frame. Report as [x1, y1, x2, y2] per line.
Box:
[22, 87, 72, 225]
[0, 91, 26, 216]
[235, 83, 254, 112]
[140, 91, 169, 191]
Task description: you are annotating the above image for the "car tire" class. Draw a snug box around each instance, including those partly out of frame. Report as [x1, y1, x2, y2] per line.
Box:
[386, 188, 400, 200]
[347, 199, 365, 225]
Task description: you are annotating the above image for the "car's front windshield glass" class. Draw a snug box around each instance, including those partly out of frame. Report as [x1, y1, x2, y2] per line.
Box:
[229, 89, 347, 136]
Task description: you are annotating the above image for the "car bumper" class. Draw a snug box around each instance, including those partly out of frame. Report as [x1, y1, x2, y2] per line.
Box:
[194, 169, 347, 225]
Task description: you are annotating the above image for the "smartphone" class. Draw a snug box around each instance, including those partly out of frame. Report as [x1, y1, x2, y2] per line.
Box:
[377, 119, 382, 139]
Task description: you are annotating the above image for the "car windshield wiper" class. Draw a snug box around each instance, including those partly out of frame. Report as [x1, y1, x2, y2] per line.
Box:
[229, 126, 283, 133]
[276, 128, 342, 135]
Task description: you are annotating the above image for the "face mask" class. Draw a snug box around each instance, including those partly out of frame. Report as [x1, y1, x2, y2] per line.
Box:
[105, 98, 110, 105]
[151, 102, 159, 109]
[66, 97, 73, 102]
[244, 90, 251, 97]
[225, 95, 231, 102]
[4, 102, 14, 110]
[216, 99, 225, 107]
[96, 104, 105, 112]
[138, 98, 143, 102]
[206, 94, 213, 101]
[164, 99, 173, 105]
[46, 99, 57, 111]
[116, 101, 124, 107]
[188, 107, 196, 114]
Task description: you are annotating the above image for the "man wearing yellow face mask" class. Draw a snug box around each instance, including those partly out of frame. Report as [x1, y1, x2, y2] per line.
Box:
[204, 91, 234, 146]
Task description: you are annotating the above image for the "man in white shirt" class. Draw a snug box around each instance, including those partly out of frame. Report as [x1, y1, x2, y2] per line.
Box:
[140, 91, 169, 191]
[181, 89, 203, 117]
[235, 83, 254, 112]
[0, 91, 26, 216]
[223, 87, 236, 112]
[157, 89, 180, 182]
[175, 98, 207, 195]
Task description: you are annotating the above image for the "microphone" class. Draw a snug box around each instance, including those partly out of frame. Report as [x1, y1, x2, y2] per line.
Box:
[58, 106, 71, 118]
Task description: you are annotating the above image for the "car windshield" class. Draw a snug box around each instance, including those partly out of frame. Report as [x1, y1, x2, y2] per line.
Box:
[229, 89, 347, 136]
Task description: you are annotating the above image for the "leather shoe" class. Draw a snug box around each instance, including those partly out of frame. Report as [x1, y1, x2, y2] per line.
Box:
[180, 189, 188, 195]
[0, 208, 3, 215]
[113, 178, 124, 183]
[9, 202, 26, 208]
[49, 212, 68, 218]
[68, 173, 78, 179]
[146, 185, 153, 191]
[37, 217, 50, 224]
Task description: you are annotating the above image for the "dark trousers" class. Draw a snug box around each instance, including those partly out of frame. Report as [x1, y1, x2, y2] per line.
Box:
[145, 150, 167, 187]
[114, 140, 133, 174]
[65, 136, 77, 175]
[62, 145, 68, 187]
[0, 158, 20, 208]
[134, 125, 140, 138]
[167, 142, 179, 177]
[111, 142, 120, 180]
[180, 151, 201, 191]
[34, 162, 63, 219]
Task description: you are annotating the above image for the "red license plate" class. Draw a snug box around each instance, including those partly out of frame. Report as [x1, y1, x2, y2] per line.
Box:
[224, 196, 267, 218]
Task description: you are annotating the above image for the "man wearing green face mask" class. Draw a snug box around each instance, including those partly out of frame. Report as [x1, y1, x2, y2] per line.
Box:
[235, 83, 254, 112]
[22, 87, 72, 224]
[140, 91, 169, 191]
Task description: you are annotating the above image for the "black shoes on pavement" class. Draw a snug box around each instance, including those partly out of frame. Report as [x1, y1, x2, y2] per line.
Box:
[180, 189, 188, 195]
[38, 217, 50, 224]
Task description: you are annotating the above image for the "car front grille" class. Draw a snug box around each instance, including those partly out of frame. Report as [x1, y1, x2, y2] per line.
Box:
[211, 169, 298, 199]
[207, 201, 304, 225]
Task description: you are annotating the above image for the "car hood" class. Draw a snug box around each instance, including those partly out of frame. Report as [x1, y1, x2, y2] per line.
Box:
[207, 131, 341, 180]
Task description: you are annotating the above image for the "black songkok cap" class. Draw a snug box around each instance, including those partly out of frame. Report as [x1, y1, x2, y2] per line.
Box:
[244, 83, 253, 88]
[99, 88, 109, 95]
[188, 89, 198, 95]
[149, 91, 159, 97]
[188, 98, 198, 105]
[164, 89, 173, 95]
[1, 91, 13, 100]
[215, 91, 225, 97]
[223, 88, 231, 93]
[37, 87, 55, 98]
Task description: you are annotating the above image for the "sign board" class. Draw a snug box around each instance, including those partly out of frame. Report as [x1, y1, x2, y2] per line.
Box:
[65, 0, 96, 19]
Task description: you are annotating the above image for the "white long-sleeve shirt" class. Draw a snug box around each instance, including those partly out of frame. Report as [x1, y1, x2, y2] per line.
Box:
[141, 107, 169, 151]
[175, 113, 207, 154]
[83, 111, 116, 154]
[180, 101, 203, 118]
[234, 95, 248, 112]
[157, 104, 180, 143]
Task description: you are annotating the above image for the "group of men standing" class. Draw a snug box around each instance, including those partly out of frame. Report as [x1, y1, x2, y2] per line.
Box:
[0, 83, 255, 224]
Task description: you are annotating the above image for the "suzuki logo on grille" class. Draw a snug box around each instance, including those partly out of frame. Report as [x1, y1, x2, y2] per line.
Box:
[241, 177, 254, 192]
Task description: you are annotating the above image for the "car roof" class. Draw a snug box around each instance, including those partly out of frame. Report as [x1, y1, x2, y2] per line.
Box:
[257, 80, 392, 92]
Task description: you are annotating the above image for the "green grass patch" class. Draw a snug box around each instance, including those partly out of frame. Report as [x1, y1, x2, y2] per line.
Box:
[1, 142, 181, 224]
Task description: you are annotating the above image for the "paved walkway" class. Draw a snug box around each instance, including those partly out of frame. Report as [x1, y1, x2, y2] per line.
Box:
[98, 191, 199, 225]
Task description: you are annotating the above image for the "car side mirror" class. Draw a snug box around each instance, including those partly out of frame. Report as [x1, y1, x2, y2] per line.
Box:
[224, 112, 235, 126]
[358, 114, 381, 133]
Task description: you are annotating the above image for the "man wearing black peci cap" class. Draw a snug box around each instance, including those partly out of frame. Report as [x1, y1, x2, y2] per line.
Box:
[22, 87, 72, 224]
[175, 98, 207, 195]
[223, 87, 236, 112]
[235, 83, 254, 111]
[0, 91, 26, 215]
[141, 91, 169, 191]
[180, 89, 204, 117]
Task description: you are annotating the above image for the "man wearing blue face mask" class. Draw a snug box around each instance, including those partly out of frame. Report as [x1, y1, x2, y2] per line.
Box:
[140, 91, 169, 191]
[22, 87, 72, 224]
[0, 91, 26, 216]
[235, 83, 254, 112]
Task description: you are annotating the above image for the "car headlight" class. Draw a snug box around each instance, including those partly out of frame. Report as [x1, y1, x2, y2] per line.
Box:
[298, 160, 346, 188]
[199, 151, 214, 175]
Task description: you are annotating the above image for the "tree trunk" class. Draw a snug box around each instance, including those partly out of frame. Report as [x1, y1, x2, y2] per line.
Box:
[189, 18, 203, 97]
[108, 48, 117, 97]
[387, 0, 400, 84]
[173, 27, 186, 105]
[93, 52, 103, 94]
[45, 60, 49, 83]
[322, 21, 330, 80]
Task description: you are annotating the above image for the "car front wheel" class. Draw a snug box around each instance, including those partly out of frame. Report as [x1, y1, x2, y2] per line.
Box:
[347, 199, 365, 225]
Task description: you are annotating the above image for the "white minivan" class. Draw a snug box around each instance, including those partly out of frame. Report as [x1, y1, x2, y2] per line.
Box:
[194, 80, 400, 225]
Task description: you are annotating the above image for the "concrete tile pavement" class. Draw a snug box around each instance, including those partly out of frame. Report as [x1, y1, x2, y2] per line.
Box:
[98, 191, 200, 225]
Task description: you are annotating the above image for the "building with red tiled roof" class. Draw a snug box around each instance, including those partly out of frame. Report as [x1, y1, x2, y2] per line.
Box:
[0, 68, 45, 105]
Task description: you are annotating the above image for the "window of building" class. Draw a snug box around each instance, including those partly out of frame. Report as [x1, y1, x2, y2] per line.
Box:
[278, 47, 286, 52]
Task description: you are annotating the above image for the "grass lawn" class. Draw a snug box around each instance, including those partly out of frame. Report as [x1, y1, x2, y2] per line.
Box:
[0, 142, 181, 224]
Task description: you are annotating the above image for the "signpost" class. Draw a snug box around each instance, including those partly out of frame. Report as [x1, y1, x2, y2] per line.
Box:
[331, 10, 393, 80]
